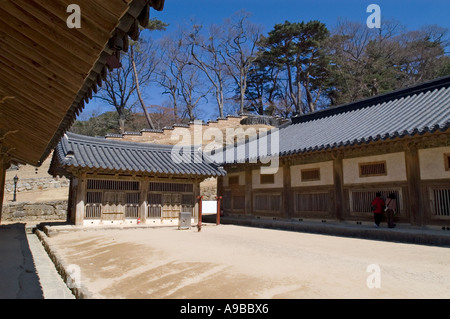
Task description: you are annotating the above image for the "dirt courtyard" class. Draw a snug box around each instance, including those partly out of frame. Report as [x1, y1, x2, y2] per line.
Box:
[43, 224, 450, 299]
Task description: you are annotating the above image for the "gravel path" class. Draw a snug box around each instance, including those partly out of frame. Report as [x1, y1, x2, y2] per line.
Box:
[44, 224, 450, 299]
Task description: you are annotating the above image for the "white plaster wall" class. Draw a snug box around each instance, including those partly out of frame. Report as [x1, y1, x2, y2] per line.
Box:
[343, 152, 407, 184]
[290, 161, 334, 187]
[223, 171, 245, 187]
[419, 146, 450, 180]
[252, 167, 284, 189]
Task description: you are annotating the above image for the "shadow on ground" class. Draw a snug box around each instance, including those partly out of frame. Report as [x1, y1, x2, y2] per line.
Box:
[0, 223, 43, 299]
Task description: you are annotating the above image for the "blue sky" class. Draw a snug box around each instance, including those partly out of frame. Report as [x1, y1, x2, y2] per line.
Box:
[152, 0, 450, 34]
[81, 1, 450, 121]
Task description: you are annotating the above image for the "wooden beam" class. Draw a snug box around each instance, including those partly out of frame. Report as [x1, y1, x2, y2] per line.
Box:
[405, 142, 423, 226]
[332, 151, 345, 221]
[50, 0, 120, 35]
[74, 174, 87, 226]
[282, 163, 292, 219]
[0, 2, 100, 69]
[0, 10, 94, 73]
[0, 56, 71, 107]
[0, 74, 70, 128]
[90, 0, 132, 18]
[245, 169, 253, 216]
[0, 24, 89, 85]
[8, 0, 105, 53]
[139, 177, 149, 223]
[0, 156, 10, 224]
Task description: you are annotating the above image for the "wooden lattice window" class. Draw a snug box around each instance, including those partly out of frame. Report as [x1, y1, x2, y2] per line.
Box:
[126, 192, 140, 205]
[359, 161, 387, 177]
[149, 182, 193, 193]
[228, 176, 239, 185]
[86, 192, 102, 204]
[301, 168, 320, 181]
[87, 179, 139, 191]
[181, 194, 194, 205]
[254, 194, 280, 211]
[85, 192, 102, 219]
[148, 193, 162, 205]
[260, 174, 275, 184]
[432, 188, 450, 216]
[223, 191, 232, 210]
[295, 193, 329, 212]
[445, 154, 450, 171]
[350, 189, 401, 213]
[232, 195, 245, 210]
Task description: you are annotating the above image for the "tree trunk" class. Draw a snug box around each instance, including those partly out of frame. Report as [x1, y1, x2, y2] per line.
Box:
[130, 46, 155, 129]
[118, 111, 126, 134]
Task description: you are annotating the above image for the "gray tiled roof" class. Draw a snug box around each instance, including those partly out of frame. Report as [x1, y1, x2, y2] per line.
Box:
[211, 76, 450, 164]
[51, 133, 226, 177]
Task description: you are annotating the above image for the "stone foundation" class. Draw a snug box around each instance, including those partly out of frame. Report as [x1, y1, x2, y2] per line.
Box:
[1, 200, 68, 223]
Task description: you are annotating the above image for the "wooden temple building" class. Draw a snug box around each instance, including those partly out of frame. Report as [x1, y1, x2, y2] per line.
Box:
[0, 0, 166, 222]
[49, 133, 225, 226]
[213, 76, 450, 228]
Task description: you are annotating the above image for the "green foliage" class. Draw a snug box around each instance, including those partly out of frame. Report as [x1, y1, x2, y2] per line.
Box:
[69, 110, 149, 136]
[249, 20, 330, 115]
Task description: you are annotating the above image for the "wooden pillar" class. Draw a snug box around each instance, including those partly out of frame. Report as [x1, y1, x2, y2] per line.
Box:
[215, 196, 222, 225]
[0, 157, 9, 225]
[245, 169, 252, 216]
[139, 178, 149, 223]
[282, 162, 292, 219]
[193, 180, 200, 224]
[217, 176, 224, 202]
[405, 143, 423, 226]
[74, 174, 86, 226]
[197, 195, 203, 231]
[66, 178, 74, 223]
[333, 151, 345, 221]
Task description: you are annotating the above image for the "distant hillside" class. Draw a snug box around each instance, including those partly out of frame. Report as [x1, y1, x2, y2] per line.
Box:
[70, 106, 178, 137]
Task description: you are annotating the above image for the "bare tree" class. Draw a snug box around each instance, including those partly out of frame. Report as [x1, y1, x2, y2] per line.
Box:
[157, 31, 209, 121]
[96, 40, 157, 133]
[222, 10, 262, 114]
[130, 43, 155, 129]
[188, 23, 228, 118]
[156, 35, 182, 121]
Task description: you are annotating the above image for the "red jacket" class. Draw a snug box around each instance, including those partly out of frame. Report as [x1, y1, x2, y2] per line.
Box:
[371, 197, 385, 214]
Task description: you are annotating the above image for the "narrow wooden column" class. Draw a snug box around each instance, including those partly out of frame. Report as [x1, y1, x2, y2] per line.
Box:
[66, 178, 74, 223]
[0, 157, 9, 225]
[74, 174, 86, 226]
[217, 176, 224, 204]
[245, 169, 252, 216]
[139, 178, 149, 223]
[332, 151, 345, 221]
[197, 195, 203, 231]
[282, 162, 292, 219]
[193, 180, 200, 224]
[215, 196, 222, 225]
[405, 143, 423, 226]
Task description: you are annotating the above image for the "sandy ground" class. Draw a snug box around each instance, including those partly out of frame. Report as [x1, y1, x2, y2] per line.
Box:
[44, 224, 450, 299]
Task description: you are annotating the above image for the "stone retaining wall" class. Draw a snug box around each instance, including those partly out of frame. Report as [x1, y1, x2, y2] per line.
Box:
[4, 177, 69, 194]
[1, 200, 68, 223]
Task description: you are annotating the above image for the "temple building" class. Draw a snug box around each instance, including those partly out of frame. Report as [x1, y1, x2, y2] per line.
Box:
[49, 133, 225, 226]
[213, 76, 450, 228]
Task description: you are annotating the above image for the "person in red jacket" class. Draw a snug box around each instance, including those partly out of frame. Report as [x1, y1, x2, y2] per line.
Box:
[371, 192, 385, 227]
